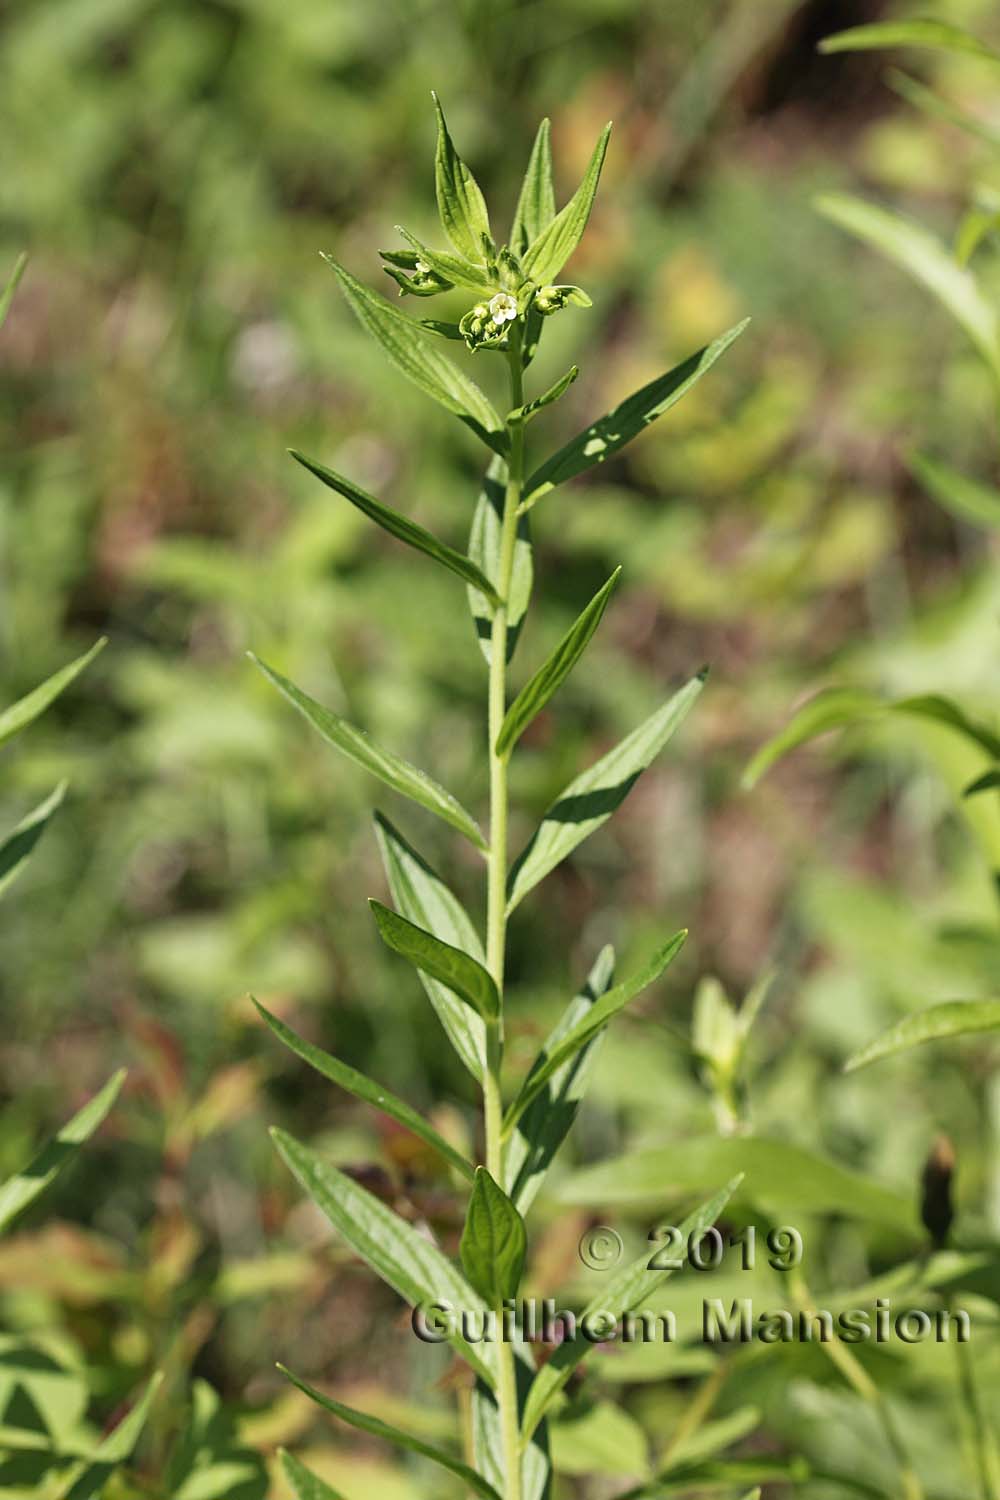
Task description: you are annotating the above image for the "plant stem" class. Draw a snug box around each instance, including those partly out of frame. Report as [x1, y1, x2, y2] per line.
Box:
[948, 1291, 1000, 1500]
[483, 323, 526, 1500]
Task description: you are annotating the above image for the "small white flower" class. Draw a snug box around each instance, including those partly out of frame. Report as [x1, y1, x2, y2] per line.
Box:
[488, 292, 518, 326]
[415, 260, 430, 275]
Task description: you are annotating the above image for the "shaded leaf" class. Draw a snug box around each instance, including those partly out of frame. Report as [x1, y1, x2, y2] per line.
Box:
[0, 639, 106, 750]
[0, 252, 27, 333]
[251, 655, 487, 851]
[271, 1129, 496, 1384]
[279, 1451, 346, 1500]
[497, 568, 620, 758]
[324, 257, 505, 450]
[58, 1374, 161, 1500]
[845, 1000, 1000, 1072]
[0, 1070, 126, 1234]
[503, 932, 686, 1138]
[908, 450, 1000, 531]
[253, 1000, 474, 1180]
[289, 449, 500, 604]
[889, 69, 1000, 152]
[820, 19, 1000, 65]
[460, 1168, 526, 1305]
[521, 322, 748, 513]
[511, 119, 556, 256]
[374, 812, 487, 1080]
[0, 782, 66, 900]
[280, 1367, 501, 1500]
[522, 123, 612, 285]
[508, 671, 705, 911]
[468, 455, 533, 666]
[432, 93, 492, 264]
[370, 900, 499, 1021]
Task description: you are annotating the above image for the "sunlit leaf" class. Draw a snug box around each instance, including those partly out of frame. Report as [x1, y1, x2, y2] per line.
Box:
[0, 1069, 126, 1234]
[374, 812, 487, 1080]
[251, 655, 487, 851]
[0, 638, 106, 750]
[503, 932, 686, 1138]
[497, 569, 620, 759]
[271, 1129, 497, 1384]
[522, 123, 612, 285]
[521, 321, 748, 512]
[845, 1000, 1000, 1072]
[289, 449, 501, 603]
[280, 1367, 501, 1500]
[820, 19, 1000, 65]
[468, 455, 534, 665]
[460, 1168, 526, 1305]
[0, 781, 66, 899]
[432, 93, 492, 264]
[253, 1000, 474, 1179]
[395, 225, 491, 291]
[370, 899, 500, 1021]
[508, 671, 705, 911]
[511, 119, 556, 256]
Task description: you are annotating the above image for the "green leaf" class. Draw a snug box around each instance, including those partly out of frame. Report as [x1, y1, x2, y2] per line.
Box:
[743, 685, 1000, 787]
[432, 93, 492, 264]
[820, 19, 1000, 65]
[908, 451, 1000, 531]
[289, 449, 501, 604]
[460, 1168, 527, 1305]
[250, 655, 487, 851]
[508, 365, 578, 425]
[324, 257, 505, 450]
[0, 781, 66, 899]
[374, 812, 487, 1081]
[522, 123, 612, 285]
[966, 769, 1000, 797]
[845, 1000, 1000, 1072]
[0, 252, 27, 333]
[253, 1000, 474, 1180]
[279, 1451, 346, 1500]
[521, 321, 748, 512]
[507, 945, 616, 1214]
[558, 1135, 917, 1233]
[511, 119, 556, 256]
[521, 1177, 741, 1442]
[271, 1128, 497, 1384]
[507, 671, 705, 911]
[279, 1367, 501, 1500]
[496, 568, 620, 759]
[0, 638, 106, 750]
[58, 1374, 162, 1500]
[370, 899, 499, 1021]
[889, 69, 1000, 153]
[0, 1069, 126, 1234]
[815, 194, 1000, 382]
[468, 455, 534, 666]
[395, 225, 492, 291]
[503, 932, 686, 1139]
[472, 1349, 552, 1500]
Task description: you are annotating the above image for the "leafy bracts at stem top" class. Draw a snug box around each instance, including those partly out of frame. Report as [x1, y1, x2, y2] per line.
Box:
[257, 95, 744, 1500]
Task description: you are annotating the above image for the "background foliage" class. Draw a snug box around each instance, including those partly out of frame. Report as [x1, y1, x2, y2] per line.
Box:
[2, 0, 1000, 1494]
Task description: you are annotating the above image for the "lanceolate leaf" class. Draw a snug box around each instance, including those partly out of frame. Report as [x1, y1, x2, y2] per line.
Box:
[908, 451, 1000, 531]
[521, 1178, 742, 1442]
[503, 931, 687, 1138]
[508, 365, 579, 425]
[815, 195, 1000, 382]
[496, 567, 621, 758]
[521, 321, 749, 512]
[0, 781, 66, 899]
[289, 448, 501, 604]
[845, 1000, 1000, 1073]
[820, 19, 1000, 65]
[0, 251, 28, 333]
[507, 671, 705, 911]
[280, 1450, 346, 1500]
[271, 1128, 497, 1384]
[280, 1367, 502, 1500]
[511, 118, 556, 255]
[460, 1168, 527, 1305]
[0, 1069, 126, 1235]
[522, 123, 612, 285]
[432, 93, 493, 264]
[251, 655, 487, 851]
[324, 258, 505, 450]
[507, 945, 616, 1214]
[395, 225, 491, 291]
[370, 899, 500, 1021]
[468, 455, 534, 666]
[374, 812, 487, 1080]
[253, 1000, 474, 1180]
[0, 638, 107, 750]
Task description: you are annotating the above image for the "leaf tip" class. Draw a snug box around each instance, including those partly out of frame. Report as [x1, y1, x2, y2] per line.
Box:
[696, 663, 710, 682]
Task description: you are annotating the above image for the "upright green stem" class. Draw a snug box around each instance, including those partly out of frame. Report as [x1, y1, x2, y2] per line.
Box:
[483, 324, 526, 1500]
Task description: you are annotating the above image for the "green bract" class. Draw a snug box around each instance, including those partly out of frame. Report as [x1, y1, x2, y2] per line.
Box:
[256, 98, 744, 1500]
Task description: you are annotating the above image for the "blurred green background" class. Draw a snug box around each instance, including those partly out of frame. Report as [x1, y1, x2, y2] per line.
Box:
[2, 0, 1000, 1494]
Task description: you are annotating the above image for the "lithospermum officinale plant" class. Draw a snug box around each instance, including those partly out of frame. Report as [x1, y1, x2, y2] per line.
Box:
[253, 100, 748, 1500]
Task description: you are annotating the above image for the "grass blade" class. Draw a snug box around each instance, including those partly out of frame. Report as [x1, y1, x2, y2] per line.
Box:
[370, 899, 500, 1021]
[511, 118, 556, 255]
[253, 1000, 474, 1179]
[0, 638, 107, 750]
[290, 448, 501, 604]
[522, 122, 612, 285]
[0, 781, 67, 900]
[845, 1000, 1000, 1072]
[251, 654, 487, 851]
[280, 1450, 346, 1499]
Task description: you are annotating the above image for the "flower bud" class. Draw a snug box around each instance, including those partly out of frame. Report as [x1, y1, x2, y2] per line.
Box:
[921, 1134, 955, 1249]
